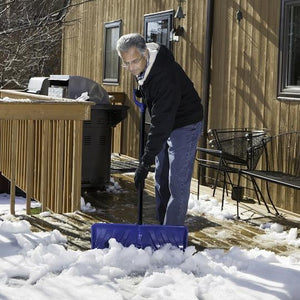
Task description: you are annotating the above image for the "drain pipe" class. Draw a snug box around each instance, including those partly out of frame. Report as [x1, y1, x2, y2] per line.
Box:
[200, 0, 214, 185]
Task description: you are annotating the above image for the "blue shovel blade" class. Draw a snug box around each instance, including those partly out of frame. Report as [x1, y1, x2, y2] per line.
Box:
[91, 223, 188, 250]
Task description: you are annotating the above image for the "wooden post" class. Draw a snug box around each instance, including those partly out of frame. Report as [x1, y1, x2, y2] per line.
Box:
[56, 121, 64, 213]
[71, 120, 83, 212]
[10, 120, 17, 215]
[40, 120, 49, 212]
[26, 120, 34, 214]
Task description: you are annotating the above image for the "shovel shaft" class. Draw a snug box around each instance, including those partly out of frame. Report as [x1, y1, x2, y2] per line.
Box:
[139, 109, 145, 157]
[138, 109, 146, 225]
[133, 89, 146, 225]
[138, 187, 143, 225]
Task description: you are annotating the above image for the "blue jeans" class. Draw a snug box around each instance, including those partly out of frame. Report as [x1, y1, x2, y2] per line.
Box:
[155, 121, 202, 226]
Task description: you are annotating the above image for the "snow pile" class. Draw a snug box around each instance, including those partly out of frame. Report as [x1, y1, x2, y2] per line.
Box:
[0, 179, 300, 299]
[0, 219, 299, 299]
[258, 222, 300, 248]
[188, 193, 234, 220]
[105, 177, 124, 193]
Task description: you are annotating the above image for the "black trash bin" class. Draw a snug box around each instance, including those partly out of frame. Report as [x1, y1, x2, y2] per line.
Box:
[81, 104, 129, 191]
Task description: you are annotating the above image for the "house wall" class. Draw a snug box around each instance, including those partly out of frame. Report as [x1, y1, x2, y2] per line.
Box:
[62, 0, 300, 213]
[211, 0, 300, 213]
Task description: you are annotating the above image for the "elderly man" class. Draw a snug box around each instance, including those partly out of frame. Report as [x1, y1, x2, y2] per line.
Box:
[116, 33, 203, 226]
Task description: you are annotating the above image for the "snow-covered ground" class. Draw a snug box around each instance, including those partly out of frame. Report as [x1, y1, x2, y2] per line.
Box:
[0, 186, 300, 299]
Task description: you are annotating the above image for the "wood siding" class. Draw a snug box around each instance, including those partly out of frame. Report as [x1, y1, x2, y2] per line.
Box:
[210, 0, 300, 213]
[62, 0, 300, 213]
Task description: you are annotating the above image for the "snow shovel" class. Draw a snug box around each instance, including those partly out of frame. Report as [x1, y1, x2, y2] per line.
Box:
[91, 89, 188, 250]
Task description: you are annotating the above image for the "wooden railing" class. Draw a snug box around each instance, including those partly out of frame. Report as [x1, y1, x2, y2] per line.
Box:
[0, 90, 94, 214]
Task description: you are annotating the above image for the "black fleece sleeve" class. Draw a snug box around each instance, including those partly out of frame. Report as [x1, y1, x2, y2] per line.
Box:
[141, 69, 181, 166]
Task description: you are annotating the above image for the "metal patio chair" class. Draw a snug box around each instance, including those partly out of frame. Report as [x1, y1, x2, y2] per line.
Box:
[240, 131, 300, 215]
[196, 128, 269, 217]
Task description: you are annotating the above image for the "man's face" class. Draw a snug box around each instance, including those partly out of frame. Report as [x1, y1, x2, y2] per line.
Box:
[120, 46, 148, 76]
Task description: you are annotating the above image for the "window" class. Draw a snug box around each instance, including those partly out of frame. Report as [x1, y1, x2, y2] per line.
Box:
[103, 20, 121, 84]
[143, 11, 174, 132]
[278, 0, 300, 100]
[144, 10, 174, 50]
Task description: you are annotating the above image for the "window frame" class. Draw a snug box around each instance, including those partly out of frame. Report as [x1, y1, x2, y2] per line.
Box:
[144, 10, 174, 50]
[278, 0, 300, 100]
[143, 11, 174, 130]
[103, 19, 122, 85]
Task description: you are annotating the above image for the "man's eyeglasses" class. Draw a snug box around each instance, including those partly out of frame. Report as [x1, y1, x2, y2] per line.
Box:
[122, 55, 144, 68]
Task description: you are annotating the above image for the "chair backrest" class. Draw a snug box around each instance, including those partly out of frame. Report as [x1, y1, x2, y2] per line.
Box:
[208, 128, 268, 170]
[263, 131, 300, 176]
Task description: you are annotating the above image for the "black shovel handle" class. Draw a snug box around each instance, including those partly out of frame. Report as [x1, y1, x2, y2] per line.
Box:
[137, 107, 145, 225]
[134, 89, 146, 225]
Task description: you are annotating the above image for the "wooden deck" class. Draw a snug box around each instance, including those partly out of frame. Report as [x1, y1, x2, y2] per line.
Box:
[0, 89, 94, 214]
[20, 154, 300, 257]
